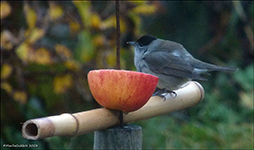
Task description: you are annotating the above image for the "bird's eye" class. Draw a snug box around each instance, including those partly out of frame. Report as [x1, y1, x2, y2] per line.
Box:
[138, 44, 144, 48]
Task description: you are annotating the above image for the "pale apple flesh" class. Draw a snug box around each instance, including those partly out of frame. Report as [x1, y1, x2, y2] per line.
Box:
[88, 69, 159, 113]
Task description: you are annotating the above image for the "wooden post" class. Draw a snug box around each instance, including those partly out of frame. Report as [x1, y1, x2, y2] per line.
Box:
[94, 124, 142, 149]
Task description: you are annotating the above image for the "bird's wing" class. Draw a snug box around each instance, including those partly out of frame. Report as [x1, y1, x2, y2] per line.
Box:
[144, 51, 207, 80]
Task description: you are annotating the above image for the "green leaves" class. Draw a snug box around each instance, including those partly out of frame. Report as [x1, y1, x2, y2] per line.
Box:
[234, 65, 254, 110]
[75, 31, 95, 63]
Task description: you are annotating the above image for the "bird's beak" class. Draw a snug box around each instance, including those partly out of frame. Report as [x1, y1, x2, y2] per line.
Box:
[127, 41, 135, 46]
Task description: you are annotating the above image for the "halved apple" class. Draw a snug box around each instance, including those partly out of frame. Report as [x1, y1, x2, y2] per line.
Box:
[87, 69, 159, 113]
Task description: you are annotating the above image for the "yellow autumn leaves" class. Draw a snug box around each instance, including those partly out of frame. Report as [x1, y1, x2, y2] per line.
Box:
[73, 1, 158, 32]
[55, 44, 81, 71]
[53, 44, 78, 94]
[1, 64, 27, 104]
[1, 64, 12, 80]
[49, 2, 64, 20]
[1, 1, 159, 104]
[16, 43, 52, 65]
[53, 74, 73, 94]
[24, 3, 37, 29]
[1, 1, 11, 19]
[1, 82, 12, 94]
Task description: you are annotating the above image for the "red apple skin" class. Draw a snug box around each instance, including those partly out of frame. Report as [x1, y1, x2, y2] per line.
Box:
[87, 69, 159, 113]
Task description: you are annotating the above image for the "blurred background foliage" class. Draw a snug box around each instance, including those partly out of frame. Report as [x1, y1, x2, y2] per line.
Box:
[1, 1, 253, 149]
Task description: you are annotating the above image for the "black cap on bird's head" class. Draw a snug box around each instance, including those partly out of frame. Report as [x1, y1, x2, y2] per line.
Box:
[127, 35, 157, 47]
[136, 35, 157, 46]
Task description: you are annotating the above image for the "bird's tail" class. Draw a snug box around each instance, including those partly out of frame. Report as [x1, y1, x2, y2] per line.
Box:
[191, 59, 238, 74]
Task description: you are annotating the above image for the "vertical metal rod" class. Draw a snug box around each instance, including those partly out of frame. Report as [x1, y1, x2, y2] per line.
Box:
[115, 0, 121, 70]
[115, 0, 123, 126]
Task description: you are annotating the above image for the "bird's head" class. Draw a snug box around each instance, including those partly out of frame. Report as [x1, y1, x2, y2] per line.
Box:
[127, 35, 157, 49]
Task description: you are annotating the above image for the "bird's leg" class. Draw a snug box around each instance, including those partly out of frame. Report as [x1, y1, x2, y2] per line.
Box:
[153, 88, 177, 100]
[153, 88, 166, 100]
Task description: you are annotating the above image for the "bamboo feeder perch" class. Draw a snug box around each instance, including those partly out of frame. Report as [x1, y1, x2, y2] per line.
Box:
[22, 81, 204, 140]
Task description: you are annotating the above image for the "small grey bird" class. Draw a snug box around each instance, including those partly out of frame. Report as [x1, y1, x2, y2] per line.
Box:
[128, 35, 238, 97]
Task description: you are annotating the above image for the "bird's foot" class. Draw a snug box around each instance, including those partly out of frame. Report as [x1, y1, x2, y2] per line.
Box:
[153, 88, 177, 100]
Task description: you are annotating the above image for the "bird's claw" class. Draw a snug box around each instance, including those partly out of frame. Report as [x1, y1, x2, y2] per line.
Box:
[153, 88, 177, 100]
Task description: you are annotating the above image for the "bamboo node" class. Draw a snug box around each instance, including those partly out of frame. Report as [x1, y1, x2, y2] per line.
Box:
[68, 113, 80, 136]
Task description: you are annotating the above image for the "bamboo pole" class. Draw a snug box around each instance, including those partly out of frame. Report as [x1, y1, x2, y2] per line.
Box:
[22, 81, 204, 140]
